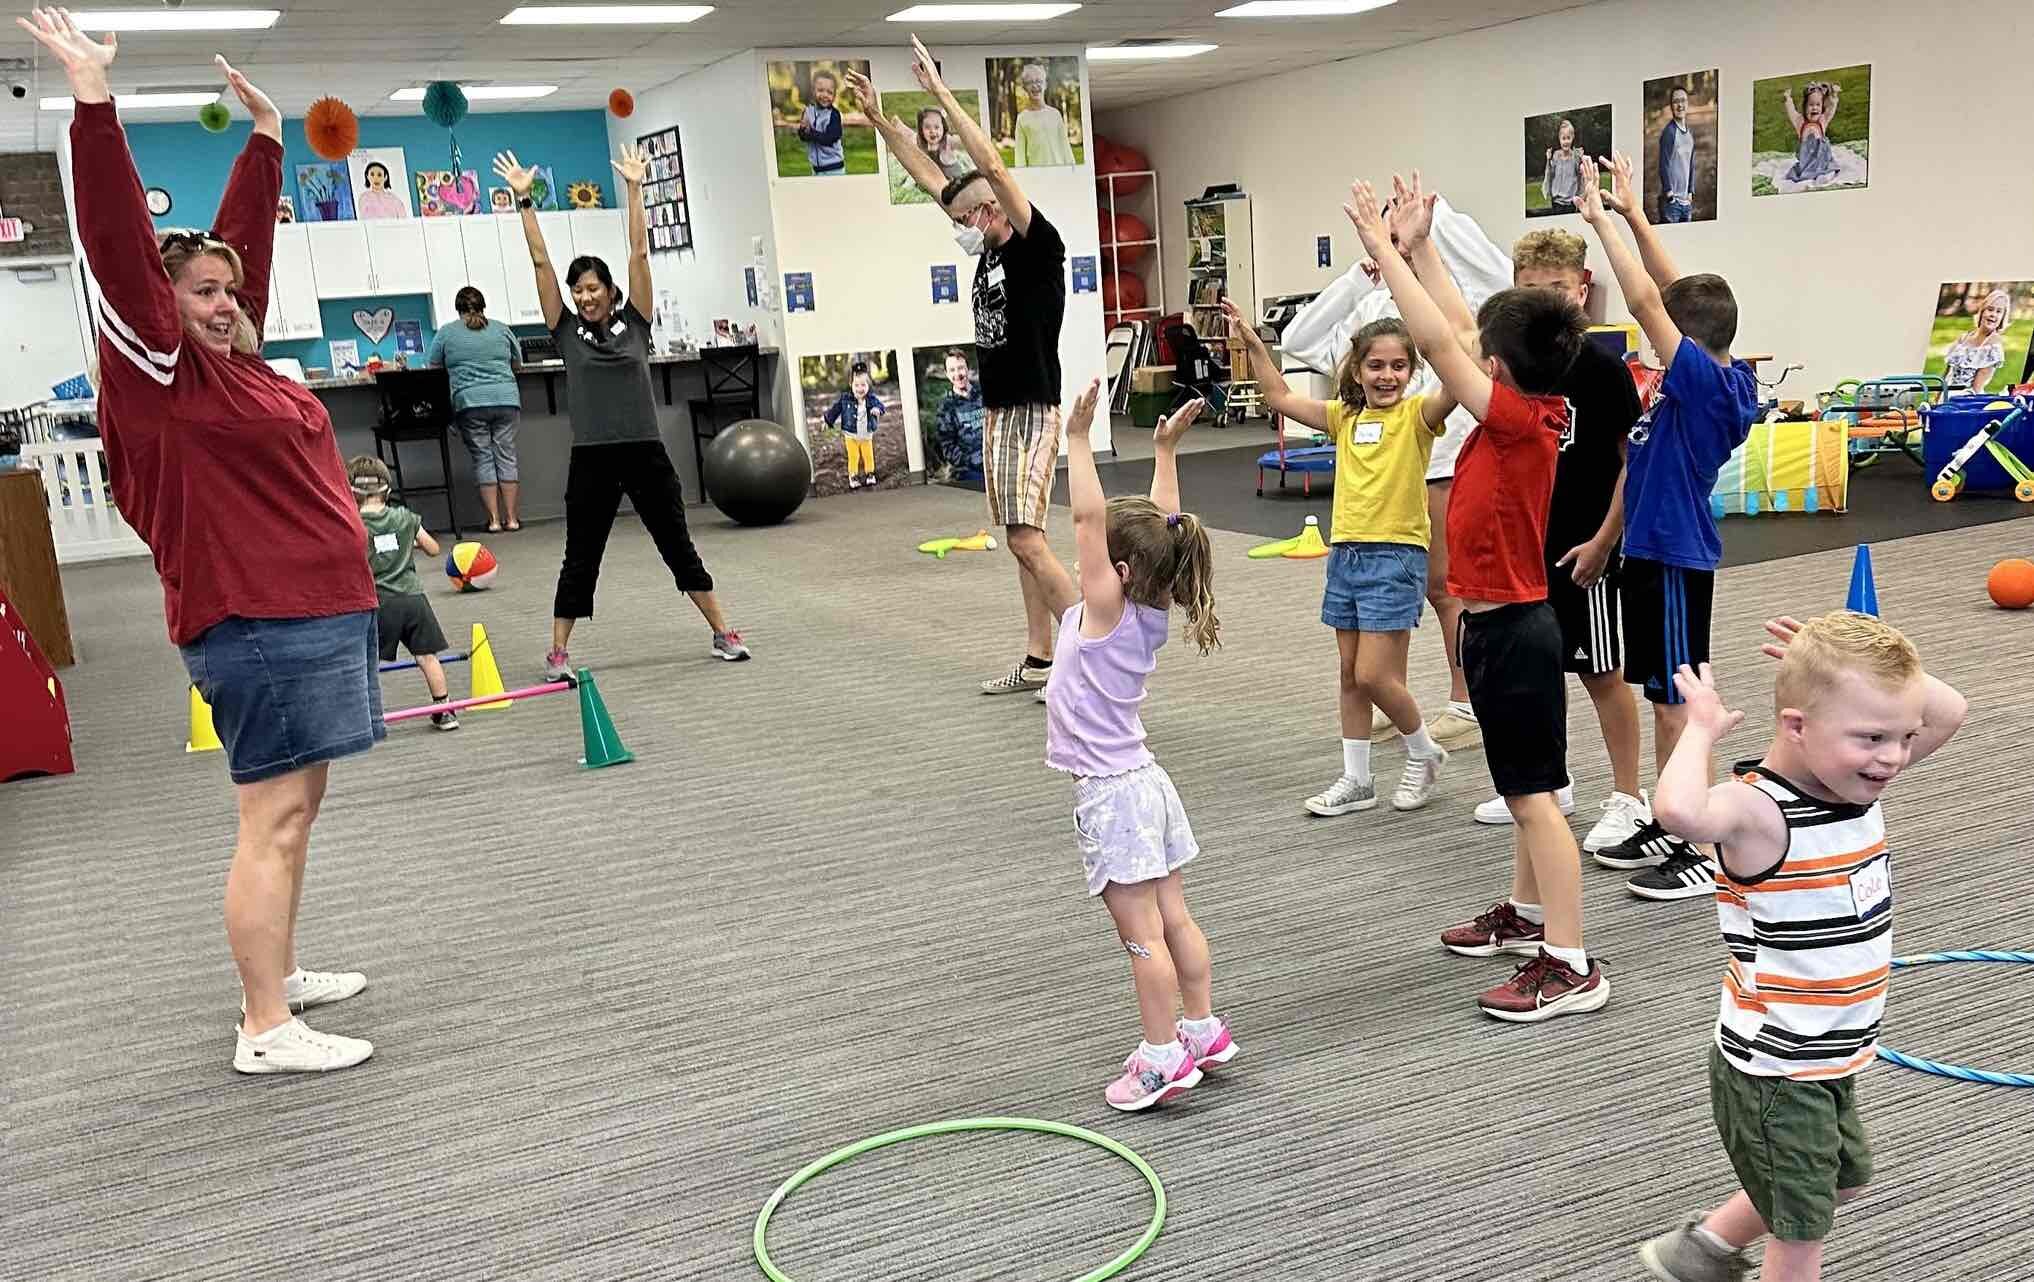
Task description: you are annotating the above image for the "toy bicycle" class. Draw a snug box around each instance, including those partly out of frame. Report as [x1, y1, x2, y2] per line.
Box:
[1930, 397, 2034, 502]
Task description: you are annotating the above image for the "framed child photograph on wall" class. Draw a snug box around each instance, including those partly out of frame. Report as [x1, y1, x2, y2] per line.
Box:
[1751, 64, 1871, 197]
[1642, 70, 1718, 224]
[1524, 103, 1612, 218]
[800, 350, 906, 497]
[767, 59, 878, 178]
[986, 56, 1083, 168]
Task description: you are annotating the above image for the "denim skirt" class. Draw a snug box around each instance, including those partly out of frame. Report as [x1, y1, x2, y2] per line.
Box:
[180, 612, 385, 784]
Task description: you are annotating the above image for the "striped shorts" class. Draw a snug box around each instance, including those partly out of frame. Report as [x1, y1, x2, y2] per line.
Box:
[1546, 550, 1622, 676]
[982, 402, 1061, 530]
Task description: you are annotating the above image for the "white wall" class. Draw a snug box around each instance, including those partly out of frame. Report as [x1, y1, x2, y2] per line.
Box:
[0, 264, 91, 404]
[1099, 0, 2034, 391]
[763, 43, 1108, 462]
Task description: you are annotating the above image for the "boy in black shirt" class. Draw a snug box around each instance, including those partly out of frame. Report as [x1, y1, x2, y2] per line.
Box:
[847, 42, 1077, 698]
[1466, 230, 1648, 855]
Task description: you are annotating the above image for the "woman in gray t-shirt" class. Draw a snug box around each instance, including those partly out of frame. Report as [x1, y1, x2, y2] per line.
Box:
[493, 143, 752, 677]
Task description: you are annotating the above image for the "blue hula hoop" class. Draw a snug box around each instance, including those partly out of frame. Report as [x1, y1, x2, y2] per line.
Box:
[1878, 951, 2034, 1087]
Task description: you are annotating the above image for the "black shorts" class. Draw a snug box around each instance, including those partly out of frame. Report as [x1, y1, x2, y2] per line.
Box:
[1622, 556, 1715, 705]
[375, 593, 449, 663]
[1459, 601, 1568, 798]
[1546, 552, 1622, 676]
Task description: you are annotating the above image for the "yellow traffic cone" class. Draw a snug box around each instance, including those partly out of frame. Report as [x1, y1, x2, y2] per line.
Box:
[468, 623, 512, 711]
[185, 684, 222, 753]
[1282, 515, 1330, 559]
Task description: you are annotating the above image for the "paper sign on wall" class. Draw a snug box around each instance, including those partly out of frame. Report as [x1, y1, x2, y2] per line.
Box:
[1070, 256, 1097, 294]
[328, 339, 360, 371]
[1317, 235, 1331, 268]
[745, 267, 759, 307]
[393, 320, 424, 356]
[931, 264, 959, 304]
[785, 272, 815, 313]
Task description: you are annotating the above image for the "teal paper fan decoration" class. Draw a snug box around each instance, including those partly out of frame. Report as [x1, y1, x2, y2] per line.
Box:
[422, 81, 469, 129]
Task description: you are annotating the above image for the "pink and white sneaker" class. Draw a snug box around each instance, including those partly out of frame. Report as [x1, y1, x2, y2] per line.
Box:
[1104, 1043, 1201, 1112]
[1178, 1017, 1238, 1071]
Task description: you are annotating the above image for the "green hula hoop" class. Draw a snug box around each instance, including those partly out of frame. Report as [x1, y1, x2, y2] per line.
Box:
[752, 1116, 1167, 1282]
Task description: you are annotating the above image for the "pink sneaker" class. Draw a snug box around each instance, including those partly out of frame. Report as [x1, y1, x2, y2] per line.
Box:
[1178, 1017, 1238, 1071]
[1105, 1043, 1201, 1112]
[543, 649, 572, 682]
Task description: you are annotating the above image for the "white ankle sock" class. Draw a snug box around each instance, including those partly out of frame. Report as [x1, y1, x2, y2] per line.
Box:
[1404, 723, 1440, 759]
[1180, 1015, 1221, 1040]
[1448, 700, 1476, 720]
[1341, 737, 1372, 784]
[1509, 899, 1546, 925]
[1140, 1039, 1186, 1071]
[1543, 943, 1590, 974]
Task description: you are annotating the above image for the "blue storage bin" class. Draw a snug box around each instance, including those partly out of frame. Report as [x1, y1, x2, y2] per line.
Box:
[1921, 396, 2033, 491]
[52, 373, 93, 400]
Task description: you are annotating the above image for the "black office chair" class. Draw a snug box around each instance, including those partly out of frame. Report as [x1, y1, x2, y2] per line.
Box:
[372, 367, 460, 538]
[1165, 323, 1229, 419]
[686, 345, 762, 502]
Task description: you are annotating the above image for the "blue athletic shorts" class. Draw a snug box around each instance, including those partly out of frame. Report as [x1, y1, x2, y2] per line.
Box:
[180, 612, 385, 785]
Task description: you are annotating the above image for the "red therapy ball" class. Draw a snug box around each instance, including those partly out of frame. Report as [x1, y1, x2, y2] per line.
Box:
[1094, 138, 1150, 195]
[1098, 211, 1152, 268]
[1101, 271, 1148, 315]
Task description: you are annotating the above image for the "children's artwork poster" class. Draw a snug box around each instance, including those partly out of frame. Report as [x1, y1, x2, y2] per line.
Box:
[489, 187, 515, 214]
[392, 319, 424, 357]
[1642, 70, 1719, 224]
[294, 161, 355, 223]
[275, 195, 295, 223]
[744, 266, 759, 307]
[879, 88, 983, 205]
[1071, 254, 1097, 295]
[347, 148, 412, 220]
[785, 272, 815, 313]
[637, 126, 693, 253]
[526, 165, 560, 212]
[1524, 103, 1612, 217]
[1317, 235, 1331, 268]
[986, 56, 1083, 168]
[566, 181, 605, 210]
[414, 169, 483, 218]
[931, 263, 959, 304]
[799, 349, 906, 497]
[912, 342, 984, 487]
[1751, 65, 1870, 197]
[1923, 281, 2034, 397]
[327, 338, 360, 372]
[767, 59, 877, 178]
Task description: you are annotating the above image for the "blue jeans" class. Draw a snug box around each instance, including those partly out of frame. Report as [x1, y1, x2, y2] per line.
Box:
[1663, 199, 1694, 223]
[180, 612, 384, 784]
[456, 406, 521, 485]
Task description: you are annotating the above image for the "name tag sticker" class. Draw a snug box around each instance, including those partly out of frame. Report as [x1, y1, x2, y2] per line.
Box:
[1848, 856, 1891, 921]
[372, 532, 400, 554]
[611, 319, 627, 337]
[986, 263, 1006, 288]
[1353, 421, 1383, 445]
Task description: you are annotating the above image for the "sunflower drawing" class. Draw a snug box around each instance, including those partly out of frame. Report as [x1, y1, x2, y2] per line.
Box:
[567, 181, 604, 210]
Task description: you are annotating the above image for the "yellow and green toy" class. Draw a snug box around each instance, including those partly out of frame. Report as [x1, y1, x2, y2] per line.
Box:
[1248, 514, 1329, 560]
[918, 529, 999, 559]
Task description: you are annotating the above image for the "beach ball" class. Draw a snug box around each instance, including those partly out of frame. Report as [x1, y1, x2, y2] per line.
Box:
[446, 541, 498, 592]
[1987, 558, 2034, 609]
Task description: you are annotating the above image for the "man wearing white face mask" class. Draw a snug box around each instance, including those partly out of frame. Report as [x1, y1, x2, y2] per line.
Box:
[849, 43, 1077, 698]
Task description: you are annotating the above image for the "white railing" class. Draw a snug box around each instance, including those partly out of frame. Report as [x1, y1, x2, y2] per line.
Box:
[19, 438, 149, 564]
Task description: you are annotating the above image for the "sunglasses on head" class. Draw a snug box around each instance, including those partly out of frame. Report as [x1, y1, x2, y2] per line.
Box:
[157, 228, 224, 253]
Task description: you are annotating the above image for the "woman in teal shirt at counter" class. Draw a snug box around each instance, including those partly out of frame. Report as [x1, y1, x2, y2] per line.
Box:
[428, 286, 523, 532]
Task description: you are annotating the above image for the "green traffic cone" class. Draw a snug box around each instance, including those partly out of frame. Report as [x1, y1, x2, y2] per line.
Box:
[575, 667, 634, 769]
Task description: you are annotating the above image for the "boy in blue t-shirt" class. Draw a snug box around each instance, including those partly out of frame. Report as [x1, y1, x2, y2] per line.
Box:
[1576, 153, 1760, 902]
[823, 361, 886, 490]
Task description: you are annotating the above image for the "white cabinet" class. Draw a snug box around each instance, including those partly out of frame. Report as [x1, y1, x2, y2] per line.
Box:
[459, 219, 512, 326]
[307, 223, 373, 299]
[423, 219, 468, 328]
[495, 212, 571, 326]
[365, 221, 430, 295]
[568, 209, 631, 286]
[269, 225, 323, 340]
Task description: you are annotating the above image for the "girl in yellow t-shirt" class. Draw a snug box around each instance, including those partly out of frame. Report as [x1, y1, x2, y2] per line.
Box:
[1229, 302, 1456, 817]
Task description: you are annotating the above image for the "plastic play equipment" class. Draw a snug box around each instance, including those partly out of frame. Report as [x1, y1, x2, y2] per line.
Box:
[1876, 952, 2034, 1087]
[917, 530, 998, 558]
[1816, 373, 1938, 469]
[704, 419, 811, 527]
[0, 589, 73, 782]
[380, 650, 468, 674]
[752, 1117, 1166, 1282]
[445, 540, 498, 591]
[1925, 397, 2034, 502]
[1987, 558, 2034, 609]
[1247, 514, 1329, 560]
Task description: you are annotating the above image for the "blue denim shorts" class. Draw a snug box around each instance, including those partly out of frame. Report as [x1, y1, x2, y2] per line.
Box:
[180, 612, 385, 785]
[1321, 541, 1428, 632]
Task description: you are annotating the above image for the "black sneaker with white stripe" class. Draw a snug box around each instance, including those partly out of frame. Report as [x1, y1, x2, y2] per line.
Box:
[1626, 850, 1718, 901]
[1592, 819, 1687, 870]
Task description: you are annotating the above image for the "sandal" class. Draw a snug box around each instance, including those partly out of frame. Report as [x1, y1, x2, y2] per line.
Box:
[504, 521, 522, 532]
[485, 523, 502, 534]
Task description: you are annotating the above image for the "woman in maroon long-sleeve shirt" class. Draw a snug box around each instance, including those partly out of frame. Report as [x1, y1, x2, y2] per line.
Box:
[24, 8, 378, 1075]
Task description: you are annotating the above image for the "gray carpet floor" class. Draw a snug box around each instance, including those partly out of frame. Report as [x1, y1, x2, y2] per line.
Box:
[5, 483, 2033, 1281]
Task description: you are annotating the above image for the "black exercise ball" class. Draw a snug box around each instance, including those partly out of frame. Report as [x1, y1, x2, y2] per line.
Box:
[703, 419, 811, 526]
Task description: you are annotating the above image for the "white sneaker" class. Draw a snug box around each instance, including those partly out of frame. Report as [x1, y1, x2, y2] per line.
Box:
[242, 967, 367, 1015]
[1583, 790, 1651, 854]
[1305, 774, 1377, 816]
[233, 1017, 374, 1074]
[1392, 748, 1449, 811]
[1473, 781, 1575, 825]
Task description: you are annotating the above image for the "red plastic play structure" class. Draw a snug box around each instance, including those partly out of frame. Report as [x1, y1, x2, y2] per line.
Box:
[1, 584, 74, 782]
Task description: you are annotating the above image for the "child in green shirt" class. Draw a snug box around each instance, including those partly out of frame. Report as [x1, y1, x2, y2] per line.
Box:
[348, 456, 458, 730]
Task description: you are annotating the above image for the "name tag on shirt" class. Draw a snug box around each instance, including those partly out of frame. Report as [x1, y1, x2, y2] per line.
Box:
[1848, 855, 1891, 921]
[372, 532, 400, 554]
[986, 263, 1006, 288]
[1352, 421, 1383, 446]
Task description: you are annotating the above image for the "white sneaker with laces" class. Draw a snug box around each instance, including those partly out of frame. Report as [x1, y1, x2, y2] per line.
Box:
[1473, 781, 1575, 825]
[1305, 774, 1377, 816]
[241, 967, 367, 1015]
[1584, 790, 1651, 854]
[1393, 747, 1449, 811]
[233, 1017, 374, 1074]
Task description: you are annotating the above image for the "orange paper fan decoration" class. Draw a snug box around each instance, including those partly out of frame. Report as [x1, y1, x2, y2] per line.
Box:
[305, 97, 360, 161]
[608, 88, 635, 119]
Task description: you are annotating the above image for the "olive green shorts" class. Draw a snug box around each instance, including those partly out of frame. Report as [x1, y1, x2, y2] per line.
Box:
[1709, 1044, 1874, 1241]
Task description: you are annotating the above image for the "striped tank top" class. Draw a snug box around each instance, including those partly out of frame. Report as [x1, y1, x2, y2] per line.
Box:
[1713, 761, 1890, 1080]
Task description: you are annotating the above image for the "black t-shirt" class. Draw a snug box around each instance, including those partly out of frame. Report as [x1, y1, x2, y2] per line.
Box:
[1545, 340, 1644, 556]
[973, 205, 1066, 409]
[552, 299, 660, 446]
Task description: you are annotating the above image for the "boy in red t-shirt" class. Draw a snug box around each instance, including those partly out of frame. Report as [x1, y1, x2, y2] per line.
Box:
[1347, 176, 1607, 1022]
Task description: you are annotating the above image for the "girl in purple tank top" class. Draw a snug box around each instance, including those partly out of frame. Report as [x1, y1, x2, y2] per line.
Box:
[1043, 378, 1239, 1112]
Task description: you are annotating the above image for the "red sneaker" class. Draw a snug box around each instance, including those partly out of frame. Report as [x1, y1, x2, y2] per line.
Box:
[1440, 901, 1546, 957]
[1477, 951, 1609, 1023]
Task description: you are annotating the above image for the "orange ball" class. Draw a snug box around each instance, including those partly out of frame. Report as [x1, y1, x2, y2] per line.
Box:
[1987, 557, 2034, 609]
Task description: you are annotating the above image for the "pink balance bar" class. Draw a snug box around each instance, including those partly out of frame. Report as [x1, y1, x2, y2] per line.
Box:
[383, 679, 574, 725]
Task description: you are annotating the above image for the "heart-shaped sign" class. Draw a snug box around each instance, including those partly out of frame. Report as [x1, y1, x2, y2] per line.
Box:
[435, 173, 480, 215]
[353, 307, 394, 345]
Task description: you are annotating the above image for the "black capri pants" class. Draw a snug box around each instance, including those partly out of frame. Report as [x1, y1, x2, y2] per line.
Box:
[554, 440, 714, 619]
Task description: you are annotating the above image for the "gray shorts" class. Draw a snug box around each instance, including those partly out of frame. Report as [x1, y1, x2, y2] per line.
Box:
[1072, 763, 1199, 895]
[456, 406, 520, 485]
